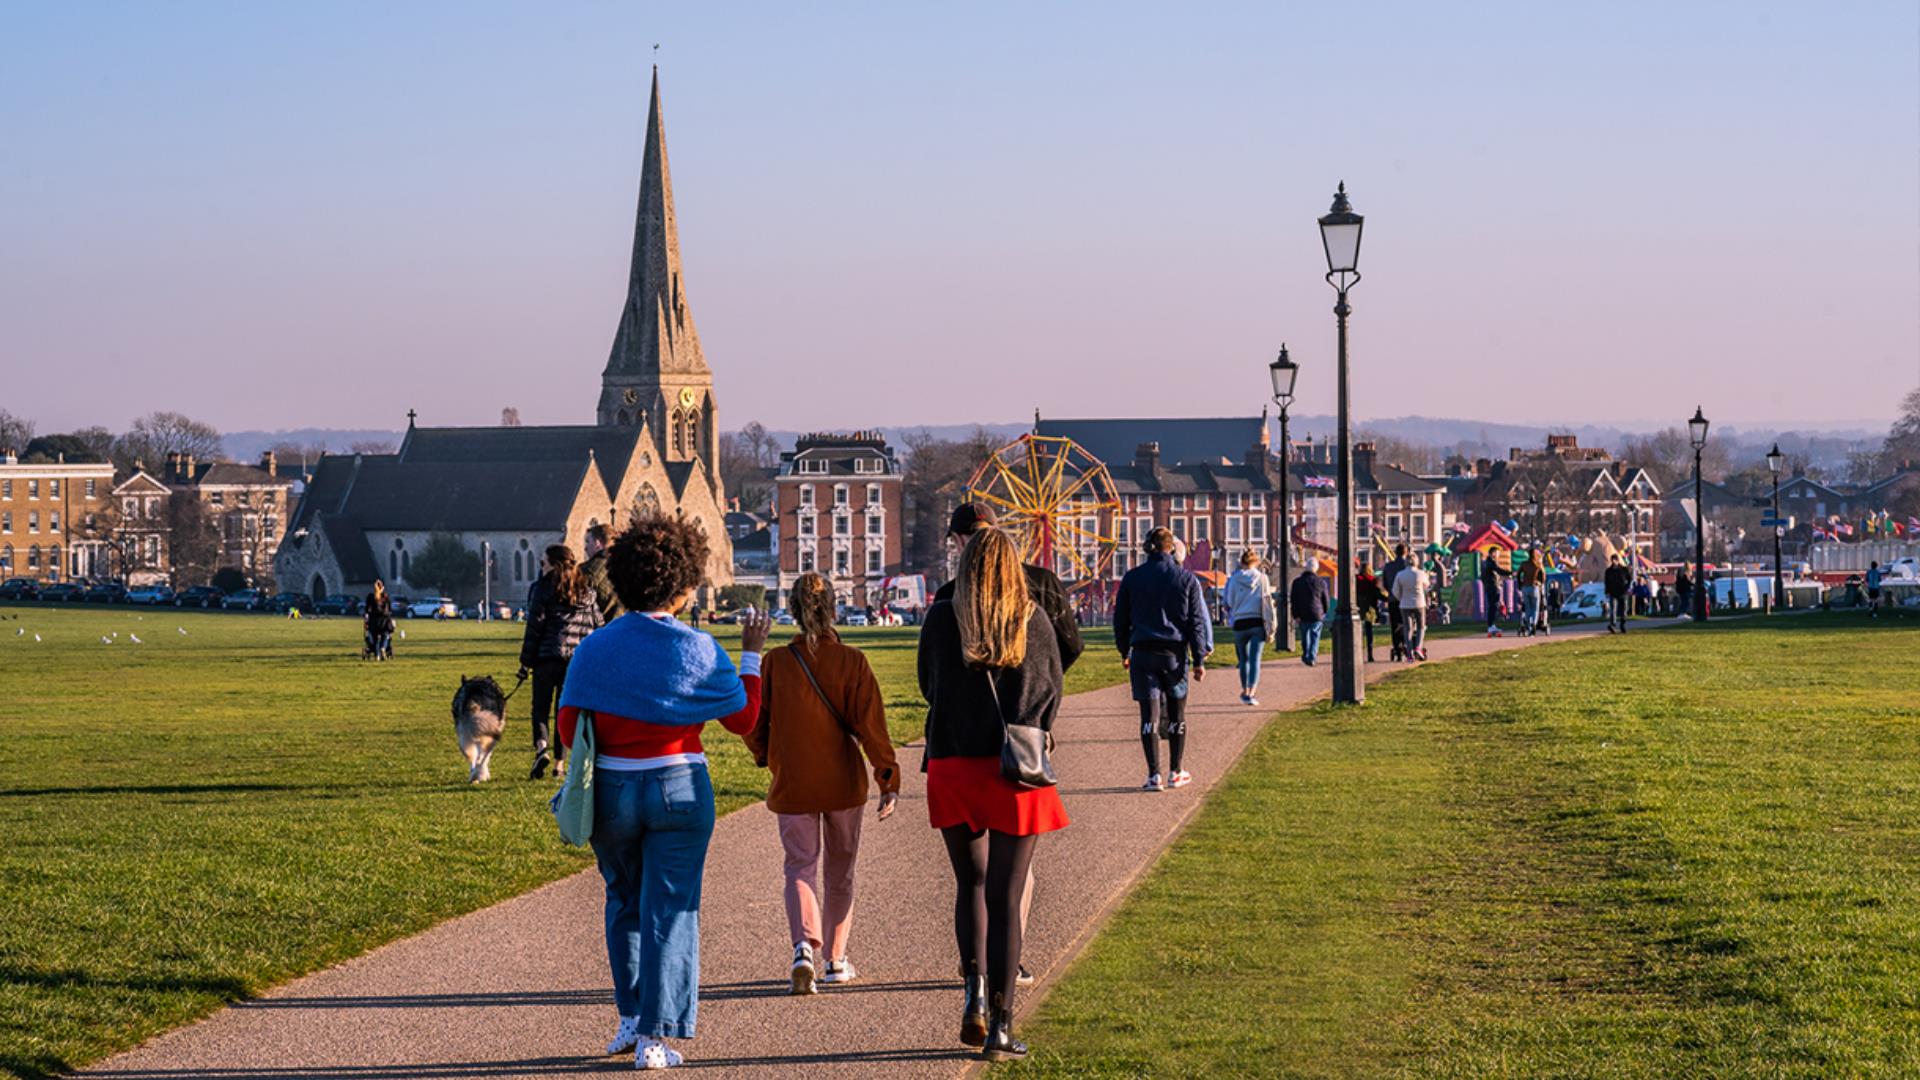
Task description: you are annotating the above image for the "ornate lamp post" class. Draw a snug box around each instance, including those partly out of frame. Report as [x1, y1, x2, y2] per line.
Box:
[1269, 344, 1300, 652]
[1527, 494, 1543, 544]
[1319, 183, 1365, 703]
[1689, 406, 1710, 621]
[1767, 442, 1785, 611]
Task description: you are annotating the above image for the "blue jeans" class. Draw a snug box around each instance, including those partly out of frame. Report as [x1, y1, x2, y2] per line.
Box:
[1233, 626, 1266, 691]
[1521, 584, 1541, 631]
[1297, 620, 1324, 664]
[590, 763, 716, 1038]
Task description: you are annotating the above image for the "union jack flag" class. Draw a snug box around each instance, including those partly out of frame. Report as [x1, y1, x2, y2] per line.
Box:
[1302, 475, 1335, 489]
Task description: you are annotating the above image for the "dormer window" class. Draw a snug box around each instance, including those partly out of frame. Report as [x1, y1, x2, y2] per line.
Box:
[799, 458, 829, 475]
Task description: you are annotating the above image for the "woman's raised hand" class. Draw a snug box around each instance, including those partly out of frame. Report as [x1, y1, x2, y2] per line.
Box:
[739, 610, 772, 654]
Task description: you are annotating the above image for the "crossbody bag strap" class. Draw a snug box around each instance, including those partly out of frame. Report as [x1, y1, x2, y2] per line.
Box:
[790, 643, 856, 739]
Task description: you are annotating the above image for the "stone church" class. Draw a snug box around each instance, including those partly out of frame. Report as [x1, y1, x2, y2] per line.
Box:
[276, 70, 734, 603]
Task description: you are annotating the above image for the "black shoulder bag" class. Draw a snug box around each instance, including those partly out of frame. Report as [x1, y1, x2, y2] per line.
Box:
[984, 667, 1056, 788]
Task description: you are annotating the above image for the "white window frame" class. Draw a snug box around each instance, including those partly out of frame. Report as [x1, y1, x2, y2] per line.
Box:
[1226, 516, 1243, 542]
[1250, 516, 1266, 543]
[798, 484, 815, 507]
[865, 548, 883, 575]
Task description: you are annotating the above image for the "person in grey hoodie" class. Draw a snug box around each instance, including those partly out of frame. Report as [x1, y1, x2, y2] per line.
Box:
[1222, 550, 1277, 706]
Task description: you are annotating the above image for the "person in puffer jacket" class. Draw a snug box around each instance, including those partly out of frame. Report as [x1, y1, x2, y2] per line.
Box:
[519, 543, 604, 779]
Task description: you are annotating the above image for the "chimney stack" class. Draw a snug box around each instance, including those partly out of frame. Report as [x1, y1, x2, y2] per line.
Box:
[181, 454, 196, 482]
[261, 450, 277, 476]
[1134, 442, 1161, 477]
[1354, 441, 1377, 477]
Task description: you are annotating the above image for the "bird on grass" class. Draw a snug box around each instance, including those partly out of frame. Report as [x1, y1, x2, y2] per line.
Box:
[100, 636, 113, 645]
[13, 628, 21, 636]
[129, 633, 143, 644]
[33, 634, 40, 642]
[177, 627, 188, 635]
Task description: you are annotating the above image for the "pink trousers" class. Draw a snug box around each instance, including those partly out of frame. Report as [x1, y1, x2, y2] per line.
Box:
[777, 807, 864, 960]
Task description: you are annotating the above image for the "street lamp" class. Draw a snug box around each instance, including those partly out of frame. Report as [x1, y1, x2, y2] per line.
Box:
[1767, 442, 1784, 611]
[1269, 344, 1300, 652]
[1319, 183, 1365, 703]
[1527, 494, 1542, 543]
[1689, 406, 1710, 621]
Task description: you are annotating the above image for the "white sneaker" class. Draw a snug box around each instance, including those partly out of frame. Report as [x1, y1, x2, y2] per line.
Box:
[790, 942, 817, 995]
[636, 1037, 683, 1070]
[1168, 771, 1193, 789]
[606, 1015, 643, 1055]
[819, 957, 858, 984]
[1143, 773, 1164, 792]
[1246, 696, 1259, 707]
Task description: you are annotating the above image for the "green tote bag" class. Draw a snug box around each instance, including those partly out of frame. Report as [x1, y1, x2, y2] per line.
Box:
[550, 710, 596, 846]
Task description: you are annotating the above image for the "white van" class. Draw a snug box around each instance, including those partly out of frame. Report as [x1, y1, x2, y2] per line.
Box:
[1558, 582, 1607, 620]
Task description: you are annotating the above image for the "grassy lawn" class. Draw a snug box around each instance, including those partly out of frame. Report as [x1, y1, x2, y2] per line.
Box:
[0, 603, 1142, 1079]
[1008, 611, 1920, 1078]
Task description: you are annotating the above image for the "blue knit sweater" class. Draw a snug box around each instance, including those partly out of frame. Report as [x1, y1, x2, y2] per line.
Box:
[558, 613, 746, 725]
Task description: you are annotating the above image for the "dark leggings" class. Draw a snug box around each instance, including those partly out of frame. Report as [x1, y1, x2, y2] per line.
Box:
[1138, 692, 1187, 777]
[529, 657, 570, 756]
[940, 825, 1037, 1005]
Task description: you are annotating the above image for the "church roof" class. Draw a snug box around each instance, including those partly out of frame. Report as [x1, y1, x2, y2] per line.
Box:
[604, 67, 707, 380]
[398, 424, 644, 493]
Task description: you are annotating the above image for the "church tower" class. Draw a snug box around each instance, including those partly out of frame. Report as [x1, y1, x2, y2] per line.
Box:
[599, 69, 721, 481]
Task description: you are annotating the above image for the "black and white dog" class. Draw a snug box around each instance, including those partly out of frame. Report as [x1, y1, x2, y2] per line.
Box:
[451, 675, 508, 783]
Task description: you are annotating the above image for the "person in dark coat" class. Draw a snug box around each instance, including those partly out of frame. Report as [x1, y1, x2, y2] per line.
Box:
[1355, 561, 1384, 663]
[1288, 559, 1332, 666]
[518, 543, 604, 778]
[363, 579, 395, 660]
[1603, 553, 1633, 633]
[1673, 567, 1693, 617]
[580, 523, 625, 625]
[1113, 527, 1211, 792]
[932, 503, 1082, 672]
[1480, 551, 1512, 635]
[1379, 544, 1409, 660]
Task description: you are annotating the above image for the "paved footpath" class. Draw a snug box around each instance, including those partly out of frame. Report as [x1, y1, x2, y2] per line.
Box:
[89, 621, 1646, 1079]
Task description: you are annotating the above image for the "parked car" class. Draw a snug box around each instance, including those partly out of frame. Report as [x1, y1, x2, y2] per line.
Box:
[771, 608, 795, 625]
[0, 578, 41, 601]
[841, 611, 870, 627]
[84, 581, 129, 604]
[222, 588, 268, 611]
[127, 585, 176, 606]
[1557, 582, 1607, 621]
[388, 595, 412, 616]
[406, 596, 457, 619]
[314, 593, 362, 616]
[39, 582, 86, 602]
[457, 600, 514, 620]
[175, 585, 226, 609]
[269, 591, 315, 614]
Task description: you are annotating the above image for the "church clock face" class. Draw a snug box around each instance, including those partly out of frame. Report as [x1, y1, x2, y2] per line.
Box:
[622, 388, 639, 406]
[678, 387, 698, 408]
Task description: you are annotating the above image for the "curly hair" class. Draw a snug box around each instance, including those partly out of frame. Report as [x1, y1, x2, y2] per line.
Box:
[606, 514, 709, 613]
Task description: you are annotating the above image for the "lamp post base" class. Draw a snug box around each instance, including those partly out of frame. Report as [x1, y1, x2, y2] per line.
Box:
[1330, 613, 1365, 704]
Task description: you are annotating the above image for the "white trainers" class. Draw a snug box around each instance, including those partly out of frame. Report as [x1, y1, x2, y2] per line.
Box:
[606, 1016, 642, 1056]
[1168, 770, 1192, 789]
[1246, 696, 1259, 707]
[790, 942, 817, 995]
[636, 1037, 683, 1070]
[819, 957, 858, 984]
[1142, 773, 1164, 792]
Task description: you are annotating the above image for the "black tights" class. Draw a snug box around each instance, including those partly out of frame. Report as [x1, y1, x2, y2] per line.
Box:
[1138, 692, 1187, 777]
[940, 825, 1037, 1005]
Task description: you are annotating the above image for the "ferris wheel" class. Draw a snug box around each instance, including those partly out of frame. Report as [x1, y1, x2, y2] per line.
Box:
[964, 434, 1123, 586]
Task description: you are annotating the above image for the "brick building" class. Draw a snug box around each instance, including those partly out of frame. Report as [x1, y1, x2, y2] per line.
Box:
[1445, 435, 1662, 557]
[774, 432, 903, 609]
[112, 452, 299, 587]
[0, 449, 117, 583]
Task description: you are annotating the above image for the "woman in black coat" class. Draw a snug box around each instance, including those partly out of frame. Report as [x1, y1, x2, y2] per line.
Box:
[362, 579, 395, 660]
[518, 544, 603, 779]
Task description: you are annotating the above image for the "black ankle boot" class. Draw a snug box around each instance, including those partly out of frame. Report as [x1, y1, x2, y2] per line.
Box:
[959, 975, 988, 1046]
[982, 993, 1027, 1061]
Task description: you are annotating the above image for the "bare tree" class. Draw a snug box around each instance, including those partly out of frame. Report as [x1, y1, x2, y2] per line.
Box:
[0, 409, 33, 453]
[738, 420, 780, 467]
[1618, 427, 1731, 488]
[902, 427, 999, 580]
[1354, 429, 1440, 473]
[348, 439, 397, 455]
[501, 407, 523, 427]
[718, 431, 773, 513]
[117, 411, 223, 471]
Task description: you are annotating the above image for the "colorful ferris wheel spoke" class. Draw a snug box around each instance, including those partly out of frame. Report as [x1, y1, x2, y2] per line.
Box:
[963, 434, 1123, 592]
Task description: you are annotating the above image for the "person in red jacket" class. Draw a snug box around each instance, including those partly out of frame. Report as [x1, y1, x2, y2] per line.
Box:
[555, 515, 768, 1071]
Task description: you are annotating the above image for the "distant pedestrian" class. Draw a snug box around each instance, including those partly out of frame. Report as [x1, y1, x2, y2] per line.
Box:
[1113, 527, 1211, 793]
[580, 523, 625, 624]
[363, 579, 395, 660]
[1380, 544, 1409, 660]
[554, 516, 768, 1069]
[746, 572, 900, 996]
[1288, 558, 1331, 667]
[1867, 560, 1884, 616]
[1223, 550, 1277, 706]
[1674, 566, 1694, 617]
[1355, 560, 1384, 663]
[1480, 550, 1512, 636]
[1604, 553, 1632, 633]
[917, 527, 1068, 1062]
[1393, 558, 1431, 661]
[519, 544, 604, 779]
[1517, 547, 1546, 637]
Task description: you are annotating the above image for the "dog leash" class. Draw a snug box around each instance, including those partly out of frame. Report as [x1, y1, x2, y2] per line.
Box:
[500, 670, 530, 703]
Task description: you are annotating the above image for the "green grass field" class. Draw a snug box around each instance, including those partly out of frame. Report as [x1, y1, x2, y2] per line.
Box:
[0, 603, 1145, 1079]
[1006, 611, 1920, 1078]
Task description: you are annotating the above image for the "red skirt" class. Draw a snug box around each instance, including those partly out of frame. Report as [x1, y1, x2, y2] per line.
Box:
[926, 755, 1069, 836]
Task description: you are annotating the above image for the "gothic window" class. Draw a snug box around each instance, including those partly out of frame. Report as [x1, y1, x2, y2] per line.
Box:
[635, 483, 662, 518]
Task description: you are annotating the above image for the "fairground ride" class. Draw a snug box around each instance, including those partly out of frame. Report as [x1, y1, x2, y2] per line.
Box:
[964, 434, 1123, 588]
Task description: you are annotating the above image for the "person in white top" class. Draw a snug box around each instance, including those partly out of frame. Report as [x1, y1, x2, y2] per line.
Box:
[1222, 550, 1278, 706]
[1391, 560, 1432, 661]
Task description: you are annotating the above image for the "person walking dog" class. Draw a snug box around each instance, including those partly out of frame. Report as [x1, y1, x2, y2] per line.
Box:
[1288, 558, 1331, 666]
[917, 527, 1068, 1061]
[1113, 527, 1211, 792]
[746, 572, 900, 996]
[554, 515, 768, 1070]
[1223, 550, 1277, 705]
[519, 544, 603, 779]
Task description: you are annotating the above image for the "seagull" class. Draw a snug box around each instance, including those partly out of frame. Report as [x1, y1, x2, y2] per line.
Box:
[399, 629, 408, 639]
[129, 633, 142, 644]
[13, 628, 21, 636]
[100, 636, 113, 644]
[178, 627, 188, 635]
[33, 634, 40, 642]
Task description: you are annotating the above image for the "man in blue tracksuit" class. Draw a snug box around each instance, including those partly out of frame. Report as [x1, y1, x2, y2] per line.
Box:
[1113, 527, 1212, 792]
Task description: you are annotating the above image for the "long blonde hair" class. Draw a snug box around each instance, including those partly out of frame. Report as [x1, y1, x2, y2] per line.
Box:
[790, 572, 837, 651]
[955, 528, 1029, 668]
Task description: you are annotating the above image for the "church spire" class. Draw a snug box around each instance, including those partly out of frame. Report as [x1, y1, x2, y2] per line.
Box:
[603, 67, 707, 381]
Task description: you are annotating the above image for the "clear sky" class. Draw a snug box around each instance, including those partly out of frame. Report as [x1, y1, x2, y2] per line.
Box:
[4, 1, 1916, 436]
